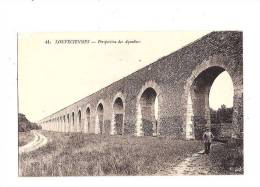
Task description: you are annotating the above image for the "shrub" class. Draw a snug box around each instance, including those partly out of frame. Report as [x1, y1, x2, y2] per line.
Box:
[18, 113, 41, 132]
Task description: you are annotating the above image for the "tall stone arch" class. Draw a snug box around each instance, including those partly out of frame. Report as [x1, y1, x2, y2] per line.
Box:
[95, 99, 105, 134]
[183, 54, 243, 139]
[71, 111, 75, 132]
[111, 92, 126, 135]
[135, 80, 161, 136]
[77, 108, 82, 132]
[84, 104, 91, 133]
[66, 113, 70, 133]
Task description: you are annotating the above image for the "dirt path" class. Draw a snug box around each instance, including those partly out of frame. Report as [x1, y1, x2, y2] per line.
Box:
[157, 144, 219, 175]
[19, 131, 48, 154]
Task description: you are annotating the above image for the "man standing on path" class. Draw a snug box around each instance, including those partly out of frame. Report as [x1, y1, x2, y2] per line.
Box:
[202, 127, 214, 154]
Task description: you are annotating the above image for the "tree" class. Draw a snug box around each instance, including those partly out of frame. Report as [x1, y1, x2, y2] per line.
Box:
[210, 105, 233, 124]
[18, 113, 41, 132]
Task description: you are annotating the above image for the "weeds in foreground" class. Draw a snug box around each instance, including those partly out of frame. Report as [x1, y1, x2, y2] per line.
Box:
[19, 131, 203, 176]
[19, 131, 243, 176]
[209, 139, 243, 174]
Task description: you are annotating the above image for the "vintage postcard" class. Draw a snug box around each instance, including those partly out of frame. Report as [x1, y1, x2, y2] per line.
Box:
[18, 31, 243, 176]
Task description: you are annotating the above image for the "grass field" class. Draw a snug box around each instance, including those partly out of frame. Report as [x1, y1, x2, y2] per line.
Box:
[18, 131, 34, 147]
[19, 131, 204, 176]
[209, 139, 243, 174]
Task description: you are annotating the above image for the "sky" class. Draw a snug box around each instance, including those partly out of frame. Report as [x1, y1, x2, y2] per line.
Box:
[18, 31, 233, 122]
[209, 71, 233, 110]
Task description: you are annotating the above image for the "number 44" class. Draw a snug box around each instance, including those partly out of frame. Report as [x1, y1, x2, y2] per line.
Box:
[45, 40, 51, 44]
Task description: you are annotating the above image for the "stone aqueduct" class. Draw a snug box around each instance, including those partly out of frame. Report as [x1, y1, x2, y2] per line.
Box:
[39, 32, 243, 139]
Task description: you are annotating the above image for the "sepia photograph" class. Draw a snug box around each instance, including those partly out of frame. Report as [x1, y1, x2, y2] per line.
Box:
[18, 31, 243, 176]
[2, 1, 260, 186]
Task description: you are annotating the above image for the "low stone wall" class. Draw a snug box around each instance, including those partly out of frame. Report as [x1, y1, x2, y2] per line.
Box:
[211, 123, 233, 138]
[194, 123, 233, 140]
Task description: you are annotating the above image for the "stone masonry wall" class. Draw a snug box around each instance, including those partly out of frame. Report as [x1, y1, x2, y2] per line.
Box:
[39, 31, 243, 139]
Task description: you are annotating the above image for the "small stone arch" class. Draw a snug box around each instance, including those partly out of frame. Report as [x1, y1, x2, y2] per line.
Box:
[111, 92, 126, 135]
[71, 112, 75, 132]
[66, 113, 70, 132]
[84, 104, 91, 133]
[62, 115, 66, 132]
[95, 99, 105, 134]
[135, 80, 161, 136]
[77, 108, 82, 132]
[57, 117, 59, 132]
